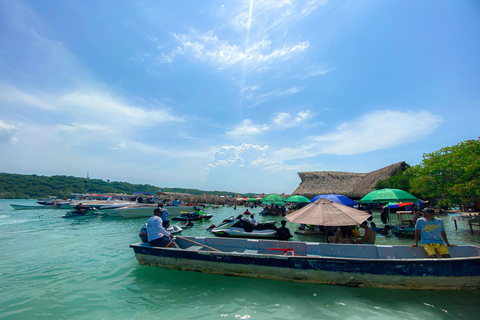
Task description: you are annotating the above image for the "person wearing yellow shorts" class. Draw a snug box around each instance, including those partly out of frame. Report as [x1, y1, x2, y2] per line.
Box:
[409, 207, 455, 258]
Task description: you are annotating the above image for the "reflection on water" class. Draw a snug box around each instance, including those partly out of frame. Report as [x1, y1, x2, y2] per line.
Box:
[0, 199, 479, 320]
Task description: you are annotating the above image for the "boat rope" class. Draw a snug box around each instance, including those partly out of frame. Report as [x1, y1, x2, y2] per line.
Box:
[176, 236, 222, 252]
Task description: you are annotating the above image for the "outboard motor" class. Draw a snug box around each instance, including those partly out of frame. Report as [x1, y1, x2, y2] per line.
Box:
[139, 223, 148, 242]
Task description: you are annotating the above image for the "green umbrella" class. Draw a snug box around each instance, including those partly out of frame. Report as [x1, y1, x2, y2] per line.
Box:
[246, 198, 257, 203]
[263, 200, 286, 206]
[285, 195, 311, 204]
[261, 194, 286, 203]
[359, 189, 419, 204]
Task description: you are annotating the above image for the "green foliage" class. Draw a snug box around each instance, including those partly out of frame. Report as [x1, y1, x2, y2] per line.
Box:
[407, 137, 480, 206]
[0, 173, 238, 199]
[375, 164, 412, 191]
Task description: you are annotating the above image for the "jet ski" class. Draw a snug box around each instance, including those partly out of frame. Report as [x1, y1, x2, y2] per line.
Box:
[139, 223, 183, 242]
[61, 207, 104, 218]
[171, 210, 213, 221]
[210, 215, 279, 239]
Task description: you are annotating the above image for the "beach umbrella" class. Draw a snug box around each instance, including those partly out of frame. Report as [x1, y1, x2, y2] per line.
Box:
[310, 194, 356, 207]
[263, 200, 286, 206]
[261, 194, 286, 203]
[285, 195, 311, 204]
[381, 202, 414, 209]
[286, 198, 371, 226]
[359, 189, 419, 204]
[246, 198, 257, 203]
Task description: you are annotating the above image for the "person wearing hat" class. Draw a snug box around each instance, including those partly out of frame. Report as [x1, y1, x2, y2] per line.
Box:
[410, 207, 455, 258]
[147, 207, 174, 247]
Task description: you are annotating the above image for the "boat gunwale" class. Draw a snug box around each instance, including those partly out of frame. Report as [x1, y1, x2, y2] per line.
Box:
[129, 241, 480, 263]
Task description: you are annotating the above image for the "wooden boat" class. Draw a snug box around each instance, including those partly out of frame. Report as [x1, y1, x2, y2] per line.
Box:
[130, 237, 480, 290]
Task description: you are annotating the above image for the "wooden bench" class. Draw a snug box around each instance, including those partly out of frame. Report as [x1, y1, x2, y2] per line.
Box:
[397, 211, 414, 225]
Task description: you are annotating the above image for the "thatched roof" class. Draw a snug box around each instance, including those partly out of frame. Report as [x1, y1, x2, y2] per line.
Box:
[291, 161, 407, 200]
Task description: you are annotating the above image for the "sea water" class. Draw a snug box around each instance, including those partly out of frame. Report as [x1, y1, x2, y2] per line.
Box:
[1, 199, 479, 320]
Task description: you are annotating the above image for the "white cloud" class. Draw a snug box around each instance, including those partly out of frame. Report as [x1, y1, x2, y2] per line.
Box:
[0, 85, 54, 110]
[159, 30, 309, 71]
[248, 86, 302, 108]
[60, 91, 184, 127]
[226, 119, 270, 136]
[300, 63, 336, 79]
[273, 110, 444, 161]
[227, 110, 312, 137]
[231, 0, 328, 32]
[0, 119, 19, 144]
[207, 143, 269, 172]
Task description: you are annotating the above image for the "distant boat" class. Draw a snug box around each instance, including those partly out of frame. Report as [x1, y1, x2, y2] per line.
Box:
[10, 204, 62, 210]
[131, 237, 480, 290]
[101, 204, 197, 218]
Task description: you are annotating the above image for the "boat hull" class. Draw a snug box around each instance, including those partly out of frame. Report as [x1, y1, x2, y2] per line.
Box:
[131, 237, 480, 290]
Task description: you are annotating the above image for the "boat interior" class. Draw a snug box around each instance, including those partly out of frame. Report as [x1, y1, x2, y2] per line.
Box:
[161, 237, 480, 260]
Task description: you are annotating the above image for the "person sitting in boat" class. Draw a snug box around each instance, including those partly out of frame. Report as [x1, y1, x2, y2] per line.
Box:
[147, 208, 174, 247]
[251, 215, 256, 223]
[333, 226, 354, 244]
[355, 221, 376, 245]
[410, 207, 455, 258]
[275, 220, 293, 241]
[158, 204, 170, 228]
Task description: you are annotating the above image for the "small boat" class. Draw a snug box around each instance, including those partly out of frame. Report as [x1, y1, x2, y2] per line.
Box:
[10, 204, 61, 210]
[139, 224, 183, 242]
[210, 216, 279, 239]
[130, 237, 480, 290]
[171, 211, 213, 221]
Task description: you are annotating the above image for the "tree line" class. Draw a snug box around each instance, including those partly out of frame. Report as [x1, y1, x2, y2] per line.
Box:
[0, 173, 238, 199]
[376, 137, 480, 208]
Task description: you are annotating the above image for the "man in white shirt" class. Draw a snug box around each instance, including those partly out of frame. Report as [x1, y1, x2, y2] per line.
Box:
[147, 208, 174, 247]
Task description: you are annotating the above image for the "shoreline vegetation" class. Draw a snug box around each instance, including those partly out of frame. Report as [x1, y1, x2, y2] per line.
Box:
[0, 172, 246, 200]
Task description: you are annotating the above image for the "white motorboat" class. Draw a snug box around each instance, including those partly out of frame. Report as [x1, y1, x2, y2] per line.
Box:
[101, 204, 198, 218]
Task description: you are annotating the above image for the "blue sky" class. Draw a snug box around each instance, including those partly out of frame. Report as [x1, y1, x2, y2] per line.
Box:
[0, 0, 479, 194]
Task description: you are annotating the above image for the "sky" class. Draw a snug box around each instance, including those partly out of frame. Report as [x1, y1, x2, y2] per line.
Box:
[0, 0, 479, 195]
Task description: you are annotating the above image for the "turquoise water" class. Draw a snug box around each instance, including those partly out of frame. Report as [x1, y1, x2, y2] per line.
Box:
[1, 199, 479, 320]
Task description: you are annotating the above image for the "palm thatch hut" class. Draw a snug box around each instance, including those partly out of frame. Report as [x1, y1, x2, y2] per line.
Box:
[291, 161, 408, 200]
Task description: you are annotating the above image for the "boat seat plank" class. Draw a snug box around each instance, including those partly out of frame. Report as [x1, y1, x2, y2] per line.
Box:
[185, 245, 204, 251]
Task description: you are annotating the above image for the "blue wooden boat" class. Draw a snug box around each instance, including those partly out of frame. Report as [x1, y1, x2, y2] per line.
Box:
[130, 237, 480, 290]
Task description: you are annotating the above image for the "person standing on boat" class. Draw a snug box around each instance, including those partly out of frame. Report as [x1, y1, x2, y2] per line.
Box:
[147, 208, 174, 247]
[410, 207, 455, 258]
